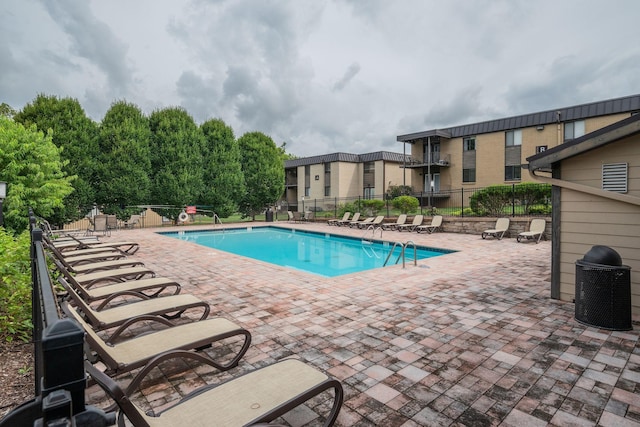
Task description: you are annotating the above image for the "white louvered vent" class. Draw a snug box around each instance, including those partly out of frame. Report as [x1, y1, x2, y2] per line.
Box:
[602, 163, 628, 193]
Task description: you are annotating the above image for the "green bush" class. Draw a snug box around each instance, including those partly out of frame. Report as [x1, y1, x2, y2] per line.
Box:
[391, 195, 419, 214]
[362, 199, 385, 215]
[470, 183, 551, 216]
[0, 229, 32, 342]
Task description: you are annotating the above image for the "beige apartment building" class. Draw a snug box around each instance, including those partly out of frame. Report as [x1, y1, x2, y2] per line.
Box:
[396, 94, 640, 196]
[283, 151, 411, 213]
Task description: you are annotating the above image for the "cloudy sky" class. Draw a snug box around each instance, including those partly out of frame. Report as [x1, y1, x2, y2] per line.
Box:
[2, 0, 640, 157]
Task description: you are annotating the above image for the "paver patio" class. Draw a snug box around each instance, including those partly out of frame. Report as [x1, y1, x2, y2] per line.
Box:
[85, 220, 640, 426]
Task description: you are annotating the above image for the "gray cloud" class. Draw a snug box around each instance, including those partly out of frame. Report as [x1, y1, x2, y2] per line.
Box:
[38, 0, 132, 96]
[332, 63, 361, 92]
[2, 0, 640, 157]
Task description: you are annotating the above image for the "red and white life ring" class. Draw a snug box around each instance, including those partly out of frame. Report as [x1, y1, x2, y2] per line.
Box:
[178, 211, 189, 222]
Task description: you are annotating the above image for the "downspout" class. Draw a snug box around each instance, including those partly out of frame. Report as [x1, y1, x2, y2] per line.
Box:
[427, 136, 432, 209]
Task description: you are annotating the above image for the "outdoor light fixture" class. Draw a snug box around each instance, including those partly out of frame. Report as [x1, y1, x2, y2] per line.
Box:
[0, 181, 6, 227]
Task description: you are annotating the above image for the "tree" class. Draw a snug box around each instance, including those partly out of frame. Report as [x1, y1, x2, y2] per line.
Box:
[149, 107, 204, 221]
[200, 118, 245, 218]
[0, 116, 74, 232]
[14, 94, 99, 225]
[0, 103, 16, 118]
[97, 101, 152, 218]
[238, 132, 284, 219]
[278, 141, 297, 161]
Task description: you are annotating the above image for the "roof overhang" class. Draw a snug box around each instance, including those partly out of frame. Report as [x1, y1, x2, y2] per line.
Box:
[526, 114, 640, 171]
[397, 129, 452, 143]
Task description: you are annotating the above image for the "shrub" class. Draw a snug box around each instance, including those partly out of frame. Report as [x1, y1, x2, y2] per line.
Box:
[391, 195, 419, 214]
[470, 183, 551, 216]
[362, 199, 385, 215]
[0, 229, 32, 342]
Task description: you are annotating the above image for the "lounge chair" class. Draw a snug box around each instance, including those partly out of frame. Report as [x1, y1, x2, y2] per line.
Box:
[63, 302, 251, 376]
[337, 212, 358, 226]
[358, 215, 384, 229]
[85, 357, 343, 427]
[328, 212, 350, 226]
[350, 215, 372, 228]
[481, 218, 510, 240]
[287, 211, 295, 223]
[304, 211, 315, 222]
[517, 218, 546, 243]
[292, 211, 303, 222]
[51, 234, 140, 254]
[51, 257, 160, 293]
[59, 276, 209, 330]
[47, 250, 144, 275]
[397, 214, 424, 232]
[416, 215, 443, 234]
[382, 214, 407, 230]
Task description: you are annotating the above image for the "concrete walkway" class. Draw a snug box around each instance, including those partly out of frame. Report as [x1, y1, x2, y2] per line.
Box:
[85, 221, 640, 426]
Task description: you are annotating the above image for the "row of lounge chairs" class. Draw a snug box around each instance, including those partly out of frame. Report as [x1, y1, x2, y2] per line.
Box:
[328, 212, 442, 233]
[42, 226, 344, 426]
[327, 213, 546, 241]
[482, 217, 547, 243]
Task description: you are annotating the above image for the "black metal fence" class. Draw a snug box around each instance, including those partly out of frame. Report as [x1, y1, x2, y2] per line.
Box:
[0, 211, 113, 426]
[282, 183, 552, 218]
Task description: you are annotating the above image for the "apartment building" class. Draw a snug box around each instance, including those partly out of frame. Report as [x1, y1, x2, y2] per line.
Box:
[283, 151, 411, 212]
[396, 94, 640, 194]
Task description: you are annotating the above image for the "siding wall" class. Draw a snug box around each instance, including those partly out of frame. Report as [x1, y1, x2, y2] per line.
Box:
[558, 136, 640, 315]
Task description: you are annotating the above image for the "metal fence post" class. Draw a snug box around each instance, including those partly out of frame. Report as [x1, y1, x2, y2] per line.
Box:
[461, 188, 464, 218]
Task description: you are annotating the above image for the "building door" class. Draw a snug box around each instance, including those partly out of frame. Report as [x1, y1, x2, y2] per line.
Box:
[424, 173, 440, 192]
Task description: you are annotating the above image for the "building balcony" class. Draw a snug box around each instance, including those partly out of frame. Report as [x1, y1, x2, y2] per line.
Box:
[403, 153, 451, 168]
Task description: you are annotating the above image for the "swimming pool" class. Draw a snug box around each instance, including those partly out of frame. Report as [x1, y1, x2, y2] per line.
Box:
[160, 226, 454, 277]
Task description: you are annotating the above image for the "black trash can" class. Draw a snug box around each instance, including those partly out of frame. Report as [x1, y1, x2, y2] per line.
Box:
[575, 246, 632, 331]
[265, 209, 274, 222]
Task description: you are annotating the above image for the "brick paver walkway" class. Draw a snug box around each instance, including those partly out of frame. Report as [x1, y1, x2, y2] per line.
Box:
[85, 221, 640, 426]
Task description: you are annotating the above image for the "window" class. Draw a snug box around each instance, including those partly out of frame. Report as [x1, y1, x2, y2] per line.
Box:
[505, 165, 521, 181]
[463, 137, 476, 151]
[324, 186, 331, 197]
[463, 168, 476, 183]
[564, 120, 585, 141]
[304, 187, 310, 197]
[363, 161, 375, 173]
[505, 130, 522, 146]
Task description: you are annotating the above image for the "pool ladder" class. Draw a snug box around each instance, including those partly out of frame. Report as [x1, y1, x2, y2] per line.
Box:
[384, 240, 417, 268]
[362, 225, 383, 242]
[212, 213, 223, 232]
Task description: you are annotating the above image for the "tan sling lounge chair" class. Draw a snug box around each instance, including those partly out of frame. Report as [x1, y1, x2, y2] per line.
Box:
[416, 215, 443, 234]
[481, 218, 510, 240]
[382, 214, 407, 230]
[53, 258, 180, 303]
[63, 302, 251, 376]
[85, 357, 343, 427]
[328, 212, 350, 226]
[59, 277, 209, 331]
[517, 218, 546, 243]
[52, 235, 140, 254]
[349, 215, 372, 228]
[358, 215, 384, 229]
[397, 214, 424, 232]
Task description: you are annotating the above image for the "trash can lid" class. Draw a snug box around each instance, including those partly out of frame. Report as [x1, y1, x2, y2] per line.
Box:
[582, 245, 622, 266]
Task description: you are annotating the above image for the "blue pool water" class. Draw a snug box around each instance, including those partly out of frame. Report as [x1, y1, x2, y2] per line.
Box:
[160, 226, 454, 277]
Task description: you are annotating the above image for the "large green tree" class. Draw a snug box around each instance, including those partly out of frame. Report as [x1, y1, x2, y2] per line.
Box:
[97, 101, 152, 218]
[149, 107, 204, 221]
[237, 132, 284, 219]
[14, 94, 99, 225]
[200, 118, 245, 218]
[0, 117, 74, 232]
